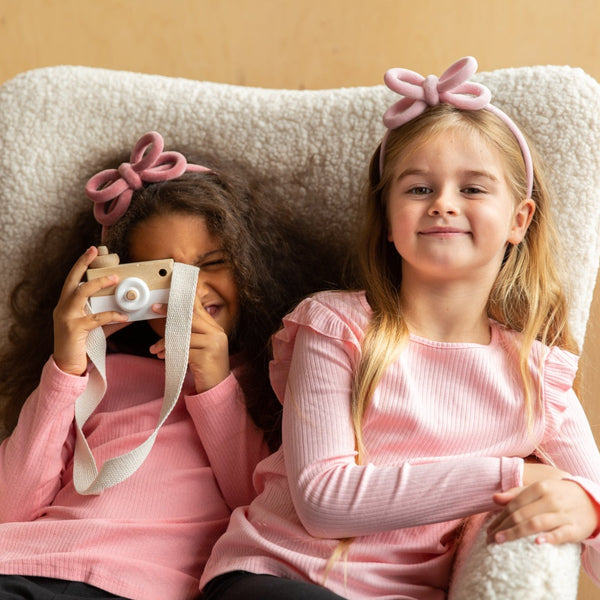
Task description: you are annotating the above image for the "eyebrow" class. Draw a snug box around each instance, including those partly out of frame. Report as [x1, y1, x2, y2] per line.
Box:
[395, 168, 500, 184]
[195, 249, 226, 262]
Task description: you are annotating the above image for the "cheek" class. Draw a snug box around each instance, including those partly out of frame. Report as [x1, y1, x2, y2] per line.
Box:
[216, 273, 240, 315]
[225, 283, 240, 318]
[386, 206, 399, 242]
[387, 205, 414, 243]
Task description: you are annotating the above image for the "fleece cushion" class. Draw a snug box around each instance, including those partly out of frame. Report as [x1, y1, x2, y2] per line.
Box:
[449, 513, 581, 599]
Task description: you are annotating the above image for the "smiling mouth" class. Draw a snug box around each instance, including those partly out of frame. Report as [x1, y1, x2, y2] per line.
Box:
[420, 227, 468, 237]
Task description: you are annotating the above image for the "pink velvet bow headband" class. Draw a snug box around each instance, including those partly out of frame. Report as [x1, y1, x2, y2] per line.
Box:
[379, 56, 534, 198]
[86, 131, 210, 240]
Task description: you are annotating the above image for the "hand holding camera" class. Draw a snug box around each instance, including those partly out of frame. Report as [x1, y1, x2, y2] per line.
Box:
[53, 247, 129, 376]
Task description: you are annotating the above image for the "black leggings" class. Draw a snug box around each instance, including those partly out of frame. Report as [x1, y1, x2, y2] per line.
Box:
[0, 576, 129, 599]
[201, 571, 347, 600]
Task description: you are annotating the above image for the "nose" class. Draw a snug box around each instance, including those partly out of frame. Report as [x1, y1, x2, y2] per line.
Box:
[428, 189, 458, 216]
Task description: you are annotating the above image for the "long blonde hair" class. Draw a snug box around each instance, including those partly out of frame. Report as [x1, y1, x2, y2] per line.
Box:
[352, 104, 577, 462]
[325, 104, 577, 576]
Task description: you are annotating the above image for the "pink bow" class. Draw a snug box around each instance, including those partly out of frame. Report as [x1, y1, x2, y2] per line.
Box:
[382, 56, 491, 129]
[379, 56, 533, 198]
[86, 131, 210, 228]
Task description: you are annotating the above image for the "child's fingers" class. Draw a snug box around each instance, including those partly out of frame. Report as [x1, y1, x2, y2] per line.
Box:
[488, 501, 557, 543]
[489, 507, 576, 545]
[75, 274, 120, 302]
[492, 487, 521, 505]
[55, 275, 121, 326]
[83, 310, 129, 331]
[53, 310, 127, 376]
[531, 523, 579, 546]
[487, 482, 551, 539]
[192, 303, 213, 329]
[488, 480, 599, 545]
[486, 487, 522, 532]
[60, 247, 122, 311]
[61, 247, 99, 295]
[191, 294, 224, 328]
[149, 338, 166, 359]
[151, 303, 168, 317]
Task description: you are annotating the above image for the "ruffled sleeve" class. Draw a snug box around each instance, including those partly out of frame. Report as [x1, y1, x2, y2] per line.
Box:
[538, 345, 600, 586]
[269, 291, 366, 405]
[541, 344, 579, 438]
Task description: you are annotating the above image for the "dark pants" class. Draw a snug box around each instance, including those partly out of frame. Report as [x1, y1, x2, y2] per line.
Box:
[0, 576, 129, 599]
[201, 571, 347, 600]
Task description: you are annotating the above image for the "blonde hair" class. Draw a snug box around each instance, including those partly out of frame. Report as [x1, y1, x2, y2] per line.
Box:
[353, 103, 577, 461]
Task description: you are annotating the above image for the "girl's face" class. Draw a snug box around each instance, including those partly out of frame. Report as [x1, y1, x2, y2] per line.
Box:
[386, 128, 534, 287]
[128, 212, 239, 339]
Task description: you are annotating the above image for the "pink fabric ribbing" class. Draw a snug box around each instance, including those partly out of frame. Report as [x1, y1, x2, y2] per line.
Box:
[201, 290, 600, 600]
[0, 354, 268, 600]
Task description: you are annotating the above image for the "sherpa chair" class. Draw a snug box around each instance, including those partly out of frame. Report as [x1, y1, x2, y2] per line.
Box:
[1, 63, 599, 599]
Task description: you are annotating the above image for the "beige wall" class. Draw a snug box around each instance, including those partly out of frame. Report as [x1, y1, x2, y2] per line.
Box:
[2, 0, 600, 88]
[1, 0, 600, 597]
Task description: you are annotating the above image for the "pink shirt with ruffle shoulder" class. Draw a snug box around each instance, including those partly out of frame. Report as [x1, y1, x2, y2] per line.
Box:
[201, 290, 600, 600]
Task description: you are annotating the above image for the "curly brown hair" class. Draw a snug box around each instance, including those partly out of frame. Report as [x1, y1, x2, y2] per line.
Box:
[0, 156, 348, 449]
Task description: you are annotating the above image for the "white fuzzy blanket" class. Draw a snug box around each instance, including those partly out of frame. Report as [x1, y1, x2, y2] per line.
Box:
[0, 64, 599, 597]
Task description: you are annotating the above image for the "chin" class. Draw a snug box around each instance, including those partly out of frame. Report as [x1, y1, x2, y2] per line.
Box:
[149, 319, 166, 338]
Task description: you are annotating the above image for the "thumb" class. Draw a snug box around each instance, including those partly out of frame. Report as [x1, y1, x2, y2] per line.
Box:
[493, 487, 522, 506]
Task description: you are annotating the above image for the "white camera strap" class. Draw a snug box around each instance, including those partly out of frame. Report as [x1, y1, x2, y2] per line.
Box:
[73, 262, 199, 495]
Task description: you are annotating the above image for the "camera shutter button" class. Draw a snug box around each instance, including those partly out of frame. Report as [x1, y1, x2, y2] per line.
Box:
[116, 277, 151, 312]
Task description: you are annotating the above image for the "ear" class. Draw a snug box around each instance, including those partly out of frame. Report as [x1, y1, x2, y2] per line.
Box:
[507, 198, 535, 245]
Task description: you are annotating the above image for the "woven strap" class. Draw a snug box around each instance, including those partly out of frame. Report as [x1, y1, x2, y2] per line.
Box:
[72, 262, 198, 495]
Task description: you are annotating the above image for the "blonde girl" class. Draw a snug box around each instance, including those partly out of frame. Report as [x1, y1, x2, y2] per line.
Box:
[199, 58, 600, 600]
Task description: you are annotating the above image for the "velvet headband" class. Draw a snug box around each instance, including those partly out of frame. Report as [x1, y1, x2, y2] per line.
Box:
[85, 131, 211, 239]
[379, 56, 534, 199]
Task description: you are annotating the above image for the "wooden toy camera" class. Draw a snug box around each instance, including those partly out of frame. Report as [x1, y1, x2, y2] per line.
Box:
[86, 246, 174, 321]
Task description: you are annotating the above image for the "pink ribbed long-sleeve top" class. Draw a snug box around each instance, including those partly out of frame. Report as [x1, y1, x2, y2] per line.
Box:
[0, 353, 269, 600]
[201, 290, 600, 600]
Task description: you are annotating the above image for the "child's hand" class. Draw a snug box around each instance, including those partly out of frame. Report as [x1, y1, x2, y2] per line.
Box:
[53, 247, 129, 376]
[487, 464, 599, 545]
[149, 297, 230, 393]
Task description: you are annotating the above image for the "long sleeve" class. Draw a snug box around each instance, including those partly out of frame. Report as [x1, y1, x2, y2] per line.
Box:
[282, 321, 521, 539]
[537, 346, 600, 586]
[0, 358, 87, 522]
[186, 369, 270, 509]
[0, 353, 260, 600]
